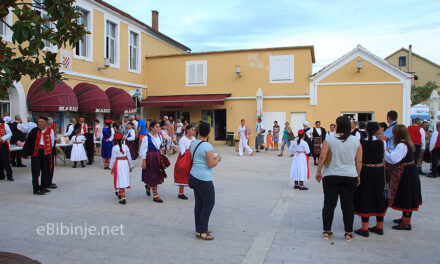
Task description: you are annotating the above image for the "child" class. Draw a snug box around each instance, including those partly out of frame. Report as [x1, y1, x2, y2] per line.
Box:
[85, 126, 95, 165]
[289, 130, 310, 190]
[266, 130, 274, 151]
[110, 132, 134, 205]
[124, 122, 136, 160]
[70, 129, 87, 168]
[160, 121, 177, 156]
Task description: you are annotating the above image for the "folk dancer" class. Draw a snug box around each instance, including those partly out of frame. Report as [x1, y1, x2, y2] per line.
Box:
[110, 132, 134, 205]
[79, 117, 88, 135]
[354, 122, 387, 237]
[70, 129, 87, 168]
[174, 124, 196, 199]
[123, 122, 136, 160]
[358, 121, 367, 140]
[408, 118, 426, 176]
[0, 118, 13, 181]
[10, 115, 27, 168]
[351, 120, 361, 140]
[101, 120, 115, 169]
[307, 121, 326, 166]
[84, 126, 95, 165]
[427, 122, 440, 178]
[385, 124, 422, 230]
[64, 117, 77, 159]
[22, 117, 55, 195]
[289, 130, 310, 190]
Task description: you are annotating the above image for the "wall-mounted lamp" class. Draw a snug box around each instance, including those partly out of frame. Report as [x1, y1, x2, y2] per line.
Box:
[235, 65, 242, 78]
[357, 60, 363, 73]
[98, 58, 111, 70]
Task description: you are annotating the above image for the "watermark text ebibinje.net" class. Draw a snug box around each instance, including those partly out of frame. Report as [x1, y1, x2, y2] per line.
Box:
[36, 222, 125, 239]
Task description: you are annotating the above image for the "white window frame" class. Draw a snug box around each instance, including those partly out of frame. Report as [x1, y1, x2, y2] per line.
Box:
[341, 112, 374, 122]
[270, 55, 294, 83]
[0, 8, 13, 42]
[186, 60, 207, 86]
[128, 27, 141, 74]
[33, 0, 58, 53]
[73, 2, 93, 62]
[104, 14, 120, 69]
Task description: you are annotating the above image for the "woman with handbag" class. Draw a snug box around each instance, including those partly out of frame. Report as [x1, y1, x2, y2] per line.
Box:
[140, 120, 165, 203]
[316, 116, 362, 241]
[353, 122, 387, 237]
[189, 122, 222, 240]
[174, 124, 196, 200]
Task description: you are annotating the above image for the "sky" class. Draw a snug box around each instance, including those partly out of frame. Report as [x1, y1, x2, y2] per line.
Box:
[105, 0, 440, 72]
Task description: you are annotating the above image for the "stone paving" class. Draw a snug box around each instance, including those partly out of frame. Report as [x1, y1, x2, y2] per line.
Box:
[0, 145, 439, 264]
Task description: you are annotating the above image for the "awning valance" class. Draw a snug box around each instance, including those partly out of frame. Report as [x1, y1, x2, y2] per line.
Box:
[141, 94, 231, 107]
[27, 77, 78, 112]
[105, 87, 137, 114]
[73, 83, 111, 113]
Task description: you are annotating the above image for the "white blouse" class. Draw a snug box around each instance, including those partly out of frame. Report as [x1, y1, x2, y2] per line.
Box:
[125, 129, 136, 142]
[179, 136, 195, 155]
[289, 139, 310, 155]
[140, 134, 163, 159]
[109, 144, 134, 169]
[71, 135, 85, 144]
[238, 125, 248, 138]
[385, 142, 408, 164]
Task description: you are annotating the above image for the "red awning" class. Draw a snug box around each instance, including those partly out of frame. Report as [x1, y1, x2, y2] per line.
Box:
[105, 87, 136, 114]
[141, 94, 231, 107]
[73, 83, 111, 113]
[27, 77, 78, 112]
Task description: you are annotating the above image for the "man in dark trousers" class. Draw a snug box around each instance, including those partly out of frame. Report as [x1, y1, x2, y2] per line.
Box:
[85, 126, 95, 165]
[0, 118, 14, 181]
[22, 117, 55, 195]
[64, 117, 78, 159]
[10, 115, 27, 167]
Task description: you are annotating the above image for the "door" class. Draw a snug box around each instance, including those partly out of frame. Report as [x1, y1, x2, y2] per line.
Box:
[214, 109, 226, 140]
[262, 112, 286, 143]
[290, 112, 306, 135]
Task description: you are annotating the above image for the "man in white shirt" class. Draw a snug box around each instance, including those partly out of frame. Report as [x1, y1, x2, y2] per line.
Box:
[79, 117, 88, 135]
[27, 117, 38, 133]
[0, 118, 13, 181]
[427, 122, 440, 178]
[255, 118, 265, 152]
[327, 124, 336, 136]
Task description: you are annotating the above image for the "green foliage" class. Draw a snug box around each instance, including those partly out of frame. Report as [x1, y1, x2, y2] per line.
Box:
[411, 81, 439, 106]
[0, 0, 88, 93]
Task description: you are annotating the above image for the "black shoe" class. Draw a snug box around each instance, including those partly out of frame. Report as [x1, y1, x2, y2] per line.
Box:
[48, 184, 57, 189]
[119, 199, 126, 205]
[86, 162, 93, 165]
[299, 186, 309, 190]
[178, 194, 188, 200]
[294, 185, 299, 189]
[7, 177, 14, 182]
[33, 190, 45, 195]
[16, 164, 26, 168]
[72, 165, 77, 168]
[392, 224, 412, 230]
[393, 218, 402, 224]
[354, 229, 369, 237]
[153, 197, 163, 203]
[426, 173, 438, 178]
[0, 177, 5, 180]
[41, 188, 50, 193]
[289, 154, 294, 157]
[145, 186, 151, 197]
[369, 227, 384, 235]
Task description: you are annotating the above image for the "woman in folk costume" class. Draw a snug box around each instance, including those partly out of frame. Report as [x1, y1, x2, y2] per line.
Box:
[289, 130, 310, 190]
[110, 132, 134, 205]
[174, 124, 196, 200]
[238, 119, 254, 156]
[307, 121, 326, 166]
[70, 129, 87, 168]
[101, 120, 115, 169]
[354, 122, 387, 237]
[123, 122, 136, 160]
[385, 124, 422, 231]
[140, 120, 165, 203]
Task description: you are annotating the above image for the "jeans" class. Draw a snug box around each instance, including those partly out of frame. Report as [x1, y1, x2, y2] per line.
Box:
[281, 138, 290, 150]
[322, 176, 357, 232]
[189, 175, 215, 233]
[255, 134, 264, 150]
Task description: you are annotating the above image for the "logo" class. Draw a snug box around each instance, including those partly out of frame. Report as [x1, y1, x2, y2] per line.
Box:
[58, 106, 78, 112]
[95, 108, 111, 113]
[59, 49, 72, 71]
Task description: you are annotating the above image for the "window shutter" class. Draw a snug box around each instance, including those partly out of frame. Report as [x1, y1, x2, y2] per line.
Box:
[281, 57, 291, 80]
[196, 63, 204, 83]
[189, 64, 196, 83]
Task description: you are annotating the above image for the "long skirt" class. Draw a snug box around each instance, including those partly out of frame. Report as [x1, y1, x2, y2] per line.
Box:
[101, 139, 113, 159]
[126, 141, 136, 160]
[70, 144, 87, 161]
[354, 166, 387, 217]
[142, 150, 164, 186]
[289, 153, 309, 181]
[114, 159, 131, 190]
[390, 164, 422, 212]
[312, 137, 322, 158]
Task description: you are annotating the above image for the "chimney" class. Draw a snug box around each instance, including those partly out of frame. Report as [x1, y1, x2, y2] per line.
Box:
[408, 44, 412, 73]
[152, 10, 159, 31]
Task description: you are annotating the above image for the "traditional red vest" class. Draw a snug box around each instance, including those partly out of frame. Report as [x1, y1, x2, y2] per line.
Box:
[34, 128, 52, 156]
[408, 125, 422, 145]
[0, 123, 8, 145]
[435, 130, 440, 149]
[81, 123, 87, 134]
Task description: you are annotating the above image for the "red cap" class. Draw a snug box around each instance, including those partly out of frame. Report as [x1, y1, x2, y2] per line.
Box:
[88, 126, 92, 129]
[105, 119, 111, 123]
[298, 129, 304, 135]
[114, 132, 123, 141]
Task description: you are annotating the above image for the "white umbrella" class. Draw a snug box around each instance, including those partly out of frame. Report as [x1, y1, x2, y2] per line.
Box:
[256, 88, 263, 119]
[429, 90, 439, 126]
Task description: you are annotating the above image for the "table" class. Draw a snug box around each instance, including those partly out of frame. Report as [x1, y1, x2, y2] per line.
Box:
[9, 144, 23, 152]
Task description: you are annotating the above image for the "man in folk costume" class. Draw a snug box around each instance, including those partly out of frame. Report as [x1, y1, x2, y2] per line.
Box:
[408, 118, 426, 176]
[0, 118, 14, 181]
[351, 120, 361, 139]
[307, 121, 326, 166]
[47, 118, 57, 189]
[10, 115, 27, 168]
[358, 121, 368, 140]
[64, 117, 77, 159]
[79, 117, 88, 135]
[302, 121, 313, 156]
[22, 117, 55, 195]
[427, 122, 440, 178]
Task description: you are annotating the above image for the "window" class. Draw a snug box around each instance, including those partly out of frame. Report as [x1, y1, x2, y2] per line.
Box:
[1, 8, 13, 42]
[186, 60, 207, 86]
[34, 0, 57, 51]
[399, 56, 406, 66]
[270, 55, 294, 83]
[74, 9, 89, 58]
[342, 112, 373, 122]
[0, 20, 5, 37]
[129, 31, 139, 71]
[106, 21, 117, 65]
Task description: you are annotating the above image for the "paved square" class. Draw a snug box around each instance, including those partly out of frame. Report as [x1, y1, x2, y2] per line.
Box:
[0, 145, 439, 264]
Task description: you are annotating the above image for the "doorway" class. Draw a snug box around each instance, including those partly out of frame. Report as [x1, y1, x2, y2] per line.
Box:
[291, 112, 306, 135]
[201, 109, 226, 141]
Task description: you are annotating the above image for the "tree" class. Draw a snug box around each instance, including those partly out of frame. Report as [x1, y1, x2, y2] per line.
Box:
[411, 81, 439, 106]
[0, 0, 88, 94]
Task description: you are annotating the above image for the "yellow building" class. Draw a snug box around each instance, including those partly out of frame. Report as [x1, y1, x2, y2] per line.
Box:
[385, 45, 440, 87]
[143, 45, 412, 144]
[2, 0, 189, 133]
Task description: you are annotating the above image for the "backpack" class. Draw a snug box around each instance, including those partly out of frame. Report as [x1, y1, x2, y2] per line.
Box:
[174, 141, 205, 185]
